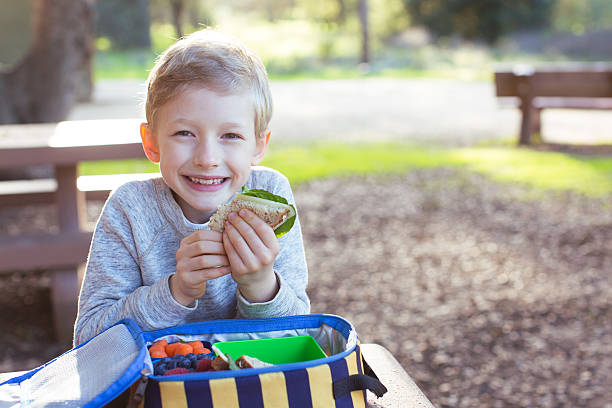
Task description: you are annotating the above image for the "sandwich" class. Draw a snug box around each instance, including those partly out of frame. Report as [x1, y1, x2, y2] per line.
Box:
[236, 355, 274, 369]
[209, 187, 296, 238]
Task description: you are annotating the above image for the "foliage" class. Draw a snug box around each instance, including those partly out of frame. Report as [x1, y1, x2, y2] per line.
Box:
[227, 0, 298, 22]
[149, 0, 215, 36]
[296, 0, 353, 27]
[552, 0, 612, 33]
[369, 0, 411, 40]
[404, 0, 556, 44]
[95, 0, 151, 50]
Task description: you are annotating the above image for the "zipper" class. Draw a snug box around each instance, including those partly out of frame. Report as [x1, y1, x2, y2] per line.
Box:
[127, 368, 151, 408]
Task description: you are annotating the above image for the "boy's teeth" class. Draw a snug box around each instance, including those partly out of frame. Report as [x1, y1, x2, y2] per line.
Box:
[189, 177, 224, 185]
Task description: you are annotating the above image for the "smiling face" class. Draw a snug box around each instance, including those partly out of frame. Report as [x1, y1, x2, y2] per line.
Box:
[141, 85, 268, 223]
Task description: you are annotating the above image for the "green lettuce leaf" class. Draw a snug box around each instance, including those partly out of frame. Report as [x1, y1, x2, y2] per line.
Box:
[241, 186, 296, 237]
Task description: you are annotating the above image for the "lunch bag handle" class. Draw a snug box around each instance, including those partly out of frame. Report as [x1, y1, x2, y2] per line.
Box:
[333, 374, 388, 399]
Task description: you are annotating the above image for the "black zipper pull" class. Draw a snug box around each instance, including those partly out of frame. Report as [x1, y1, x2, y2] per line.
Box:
[127, 368, 151, 408]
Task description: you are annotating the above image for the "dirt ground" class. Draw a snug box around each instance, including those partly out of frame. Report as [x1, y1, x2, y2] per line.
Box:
[1, 168, 611, 407]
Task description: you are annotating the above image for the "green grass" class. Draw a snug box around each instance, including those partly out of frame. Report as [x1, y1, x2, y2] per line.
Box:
[450, 147, 612, 197]
[80, 143, 612, 198]
[94, 48, 156, 80]
[80, 159, 159, 175]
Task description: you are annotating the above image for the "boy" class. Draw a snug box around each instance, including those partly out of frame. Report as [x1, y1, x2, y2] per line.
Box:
[73, 29, 310, 345]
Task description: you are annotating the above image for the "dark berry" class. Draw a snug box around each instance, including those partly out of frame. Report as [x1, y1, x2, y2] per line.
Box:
[154, 363, 167, 376]
[178, 359, 193, 369]
[196, 353, 208, 360]
[166, 360, 178, 370]
[196, 358, 212, 372]
[163, 367, 192, 376]
[160, 357, 172, 364]
[185, 353, 196, 360]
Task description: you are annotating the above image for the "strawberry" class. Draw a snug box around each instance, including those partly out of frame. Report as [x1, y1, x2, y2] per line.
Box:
[163, 367, 192, 376]
[196, 358, 212, 372]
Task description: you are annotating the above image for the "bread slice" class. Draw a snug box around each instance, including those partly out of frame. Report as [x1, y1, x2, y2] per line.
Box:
[236, 355, 273, 369]
[209, 193, 296, 233]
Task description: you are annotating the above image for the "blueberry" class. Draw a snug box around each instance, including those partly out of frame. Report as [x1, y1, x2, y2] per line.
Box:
[154, 363, 167, 376]
[166, 360, 178, 370]
[178, 359, 193, 369]
[196, 353, 208, 360]
[160, 357, 172, 364]
[185, 353, 196, 360]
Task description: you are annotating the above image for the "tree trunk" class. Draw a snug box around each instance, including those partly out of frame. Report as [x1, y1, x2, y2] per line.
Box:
[359, 0, 370, 65]
[0, 0, 95, 124]
[170, 0, 185, 39]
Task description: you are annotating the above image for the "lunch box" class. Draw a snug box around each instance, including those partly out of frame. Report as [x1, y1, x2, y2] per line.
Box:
[0, 314, 386, 407]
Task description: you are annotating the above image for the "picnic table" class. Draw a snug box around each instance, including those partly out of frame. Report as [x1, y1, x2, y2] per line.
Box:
[0, 118, 150, 343]
[0, 343, 434, 407]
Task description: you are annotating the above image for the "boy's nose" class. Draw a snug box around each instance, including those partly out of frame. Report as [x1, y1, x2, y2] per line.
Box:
[193, 138, 220, 168]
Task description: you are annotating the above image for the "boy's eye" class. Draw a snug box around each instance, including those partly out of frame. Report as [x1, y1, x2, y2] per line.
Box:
[223, 133, 243, 140]
[174, 130, 194, 137]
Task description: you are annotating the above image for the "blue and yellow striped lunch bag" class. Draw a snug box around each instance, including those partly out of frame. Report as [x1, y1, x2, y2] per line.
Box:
[132, 314, 387, 408]
[0, 315, 386, 407]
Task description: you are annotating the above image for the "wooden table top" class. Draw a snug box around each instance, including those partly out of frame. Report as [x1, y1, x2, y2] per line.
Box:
[0, 119, 145, 168]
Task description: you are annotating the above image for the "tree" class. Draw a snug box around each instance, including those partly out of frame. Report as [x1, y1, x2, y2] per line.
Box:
[96, 0, 151, 50]
[553, 0, 612, 32]
[359, 0, 370, 64]
[404, 0, 555, 44]
[0, 0, 95, 124]
[148, 0, 215, 40]
[170, 0, 186, 39]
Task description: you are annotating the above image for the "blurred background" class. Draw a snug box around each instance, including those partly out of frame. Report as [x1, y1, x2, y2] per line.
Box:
[0, 1, 611, 407]
[2, 0, 612, 127]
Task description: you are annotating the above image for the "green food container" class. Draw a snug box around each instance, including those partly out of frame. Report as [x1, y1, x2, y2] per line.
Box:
[214, 336, 327, 365]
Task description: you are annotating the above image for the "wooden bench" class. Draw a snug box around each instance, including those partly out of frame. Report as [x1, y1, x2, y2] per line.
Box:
[494, 64, 612, 145]
[0, 173, 160, 208]
[0, 119, 153, 344]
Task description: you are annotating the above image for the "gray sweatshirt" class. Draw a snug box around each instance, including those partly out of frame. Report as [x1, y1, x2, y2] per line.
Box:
[74, 166, 309, 345]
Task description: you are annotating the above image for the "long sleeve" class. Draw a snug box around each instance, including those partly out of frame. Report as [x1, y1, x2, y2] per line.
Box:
[73, 168, 310, 346]
[73, 188, 195, 345]
[236, 168, 310, 318]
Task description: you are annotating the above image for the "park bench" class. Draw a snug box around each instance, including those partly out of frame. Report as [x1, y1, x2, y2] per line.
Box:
[0, 119, 157, 344]
[494, 64, 612, 145]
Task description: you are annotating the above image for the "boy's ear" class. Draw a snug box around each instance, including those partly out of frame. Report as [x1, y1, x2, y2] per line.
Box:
[251, 130, 270, 166]
[140, 122, 160, 163]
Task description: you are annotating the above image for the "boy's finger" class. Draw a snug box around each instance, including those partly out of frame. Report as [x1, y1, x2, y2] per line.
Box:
[181, 229, 223, 245]
[227, 212, 264, 254]
[189, 254, 229, 271]
[225, 220, 274, 274]
[225, 216, 263, 263]
[176, 241, 225, 262]
[190, 240, 226, 256]
[195, 266, 232, 281]
[236, 209, 279, 253]
[223, 230, 247, 273]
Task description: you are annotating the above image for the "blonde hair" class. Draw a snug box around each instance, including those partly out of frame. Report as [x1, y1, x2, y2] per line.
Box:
[145, 29, 272, 138]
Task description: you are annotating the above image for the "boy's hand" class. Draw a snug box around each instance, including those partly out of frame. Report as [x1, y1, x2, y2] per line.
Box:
[222, 209, 280, 303]
[172, 230, 230, 307]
